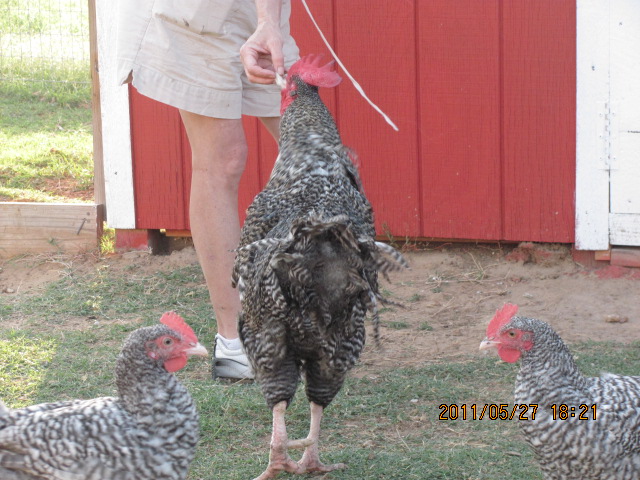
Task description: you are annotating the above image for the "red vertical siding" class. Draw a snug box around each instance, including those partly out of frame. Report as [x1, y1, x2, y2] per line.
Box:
[238, 116, 265, 221]
[129, 88, 189, 230]
[127, 1, 576, 244]
[179, 126, 192, 230]
[332, 0, 421, 237]
[501, 0, 576, 242]
[419, 1, 502, 240]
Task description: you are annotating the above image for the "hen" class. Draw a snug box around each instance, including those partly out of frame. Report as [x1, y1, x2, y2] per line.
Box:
[233, 54, 407, 480]
[480, 304, 640, 480]
[0, 312, 208, 480]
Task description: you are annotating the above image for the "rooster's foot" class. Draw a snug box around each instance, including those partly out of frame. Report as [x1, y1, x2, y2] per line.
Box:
[252, 456, 304, 480]
[297, 440, 346, 474]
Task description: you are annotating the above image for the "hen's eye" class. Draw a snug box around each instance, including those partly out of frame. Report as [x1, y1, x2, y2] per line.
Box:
[163, 337, 173, 346]
[508, 331, 516, 338]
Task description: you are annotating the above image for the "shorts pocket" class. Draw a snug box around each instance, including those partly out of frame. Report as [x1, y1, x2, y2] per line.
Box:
[152, 0, 237, 35]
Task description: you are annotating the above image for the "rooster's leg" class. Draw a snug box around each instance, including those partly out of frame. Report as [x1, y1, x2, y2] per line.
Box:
[253, 401, 312, 480]
[296, 402, 346, 473]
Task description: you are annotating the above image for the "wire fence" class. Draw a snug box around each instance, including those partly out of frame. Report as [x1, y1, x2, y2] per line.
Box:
[0, 0, 90, 87]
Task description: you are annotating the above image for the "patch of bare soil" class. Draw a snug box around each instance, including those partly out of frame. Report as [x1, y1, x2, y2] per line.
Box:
[43, 178, 94, 202]
[361, 243, 640, 372]
[2, 243, 639, 372]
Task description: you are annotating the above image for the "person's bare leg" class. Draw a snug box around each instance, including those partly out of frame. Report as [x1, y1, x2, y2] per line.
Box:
[179, 111, 246, 340]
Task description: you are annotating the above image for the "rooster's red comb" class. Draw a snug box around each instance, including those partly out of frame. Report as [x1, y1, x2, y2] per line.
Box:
[160, 311, 198, 343]
[486, 303, 519, 338]
[287, 54, 342, 88]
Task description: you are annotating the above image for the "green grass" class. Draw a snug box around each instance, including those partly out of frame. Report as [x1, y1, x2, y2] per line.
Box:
[2, 258, 639, 479]
[0, 0, 93, 202]
[0, 0, 88, 37]
[0, 62, 93, 202]
[0, 332, 57, 407]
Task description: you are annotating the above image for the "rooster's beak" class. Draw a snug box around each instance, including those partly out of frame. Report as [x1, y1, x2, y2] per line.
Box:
[186, 342, 209, 357]
[479, 338, 500, 351]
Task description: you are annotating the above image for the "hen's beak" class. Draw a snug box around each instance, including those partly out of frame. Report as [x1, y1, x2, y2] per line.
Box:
[479, 338, 500, 351]
[186, 342, 209, 357]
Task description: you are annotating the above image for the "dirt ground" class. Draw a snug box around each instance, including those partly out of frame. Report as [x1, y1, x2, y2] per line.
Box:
[2, 242, 640, 372]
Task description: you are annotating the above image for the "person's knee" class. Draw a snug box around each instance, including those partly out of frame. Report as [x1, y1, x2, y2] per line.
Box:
[218, 142, 248, 184]
[192, 141, 248, 188]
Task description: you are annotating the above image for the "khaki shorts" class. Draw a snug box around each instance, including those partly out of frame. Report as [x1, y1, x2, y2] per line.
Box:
[129, 0, 299, 119]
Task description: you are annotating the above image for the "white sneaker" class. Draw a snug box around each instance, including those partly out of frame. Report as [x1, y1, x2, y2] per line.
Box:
[212, 334, 254, 380]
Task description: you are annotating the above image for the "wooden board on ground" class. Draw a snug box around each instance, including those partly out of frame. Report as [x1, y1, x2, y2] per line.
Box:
[0, 203, 100, 257]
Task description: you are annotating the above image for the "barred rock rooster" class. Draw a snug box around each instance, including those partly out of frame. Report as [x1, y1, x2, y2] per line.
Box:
[480, 304, 640, 480]
[233, 54, 407, 480]
[0, 312, 208, 480]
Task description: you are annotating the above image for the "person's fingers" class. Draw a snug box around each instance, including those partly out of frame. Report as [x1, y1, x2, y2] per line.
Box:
[240, 43, 275, 84]
[269, 44, 285, 77]
[247, 66, 276, 84]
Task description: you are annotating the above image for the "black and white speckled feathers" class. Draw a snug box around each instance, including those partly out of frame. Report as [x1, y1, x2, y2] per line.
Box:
[0, 324, 202, 480]
[503, 316, 640, 480]
[233, 72, 407, 411]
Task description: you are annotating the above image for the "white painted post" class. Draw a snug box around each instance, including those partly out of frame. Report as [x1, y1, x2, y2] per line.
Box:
[95, 0, 136, 228]
[575, 0, 612, 250]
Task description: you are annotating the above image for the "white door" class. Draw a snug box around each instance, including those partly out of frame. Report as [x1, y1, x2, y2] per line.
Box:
[576, 0, 640, 250]
[608, 0, 640, 245]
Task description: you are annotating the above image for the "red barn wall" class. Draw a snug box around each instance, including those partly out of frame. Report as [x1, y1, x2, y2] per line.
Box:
[128, 0, 576, 243]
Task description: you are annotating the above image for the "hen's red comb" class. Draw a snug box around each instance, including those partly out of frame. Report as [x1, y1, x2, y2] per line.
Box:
[160, 311, 198, 343]
[287, 54, 342, 88]
[486, 303, 519, 338]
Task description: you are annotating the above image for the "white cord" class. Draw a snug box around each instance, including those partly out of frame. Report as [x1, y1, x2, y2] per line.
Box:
[275, 72, 286, 89]
[299, 0, 399, 132]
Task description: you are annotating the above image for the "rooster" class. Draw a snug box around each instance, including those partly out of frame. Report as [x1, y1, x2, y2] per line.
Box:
[0, 312, 208, 480]
[480, 304, 640, 480]
[233, 54, 407, 480]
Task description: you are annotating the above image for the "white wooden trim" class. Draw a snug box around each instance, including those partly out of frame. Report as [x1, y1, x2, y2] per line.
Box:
[96, 1, 136, 229]
[575, 0, 611, 250]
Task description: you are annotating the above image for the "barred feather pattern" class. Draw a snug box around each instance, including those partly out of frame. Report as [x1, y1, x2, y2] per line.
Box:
[233, 76, 407, 410]
[0, 325, 200, 480]
[507, 317, 640, 480]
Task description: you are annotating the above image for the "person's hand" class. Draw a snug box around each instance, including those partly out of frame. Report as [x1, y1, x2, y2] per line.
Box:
[240, 21, 284, 84]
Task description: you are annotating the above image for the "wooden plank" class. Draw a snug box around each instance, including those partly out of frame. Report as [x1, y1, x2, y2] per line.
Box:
[594, 249, 612, 261]
[164, 229, 192, 237]
[502, 0, 576, 242]
[610, 247, 640, 268]
[88, 0, 104, 208]
[575, 0, 611, 250]
[0, 203, 99, 257]
[609, 213, 640, 246]
[418, 1, 502, 239]
[95, 0, 136, 228]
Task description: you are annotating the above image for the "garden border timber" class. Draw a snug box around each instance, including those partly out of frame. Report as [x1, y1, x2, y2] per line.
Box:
[0, 203, 101, 257]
